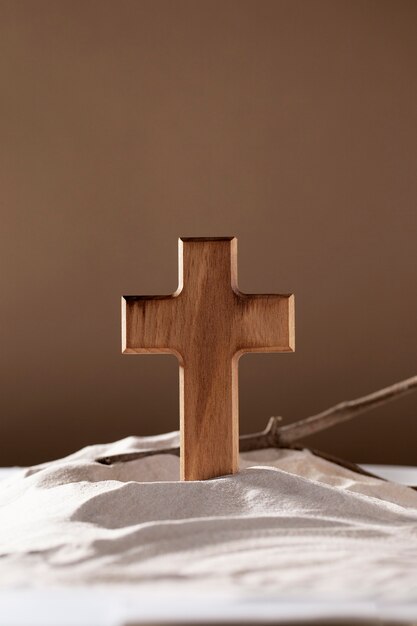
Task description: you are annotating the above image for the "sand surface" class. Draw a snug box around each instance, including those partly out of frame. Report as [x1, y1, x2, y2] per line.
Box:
[1, 431, 417, 601]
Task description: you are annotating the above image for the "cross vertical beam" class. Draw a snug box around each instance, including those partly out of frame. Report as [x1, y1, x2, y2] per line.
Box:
[179, 238, 239, 480]
[122, 237, 294, 481]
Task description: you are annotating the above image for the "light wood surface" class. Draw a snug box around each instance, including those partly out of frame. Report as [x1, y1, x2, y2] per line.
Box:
[122, 237, 294, 480]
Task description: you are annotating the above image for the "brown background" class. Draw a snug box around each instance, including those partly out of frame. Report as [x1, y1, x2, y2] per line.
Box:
[1, 0, 416, 467]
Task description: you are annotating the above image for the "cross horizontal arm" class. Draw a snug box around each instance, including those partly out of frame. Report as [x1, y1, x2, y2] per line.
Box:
[122, 295, 182, 358]
[233, 293, 295, 355]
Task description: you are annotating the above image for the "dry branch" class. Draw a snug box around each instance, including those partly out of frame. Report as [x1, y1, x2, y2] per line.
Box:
[96, 375, 417, 470]
[278, 374, 417, 446]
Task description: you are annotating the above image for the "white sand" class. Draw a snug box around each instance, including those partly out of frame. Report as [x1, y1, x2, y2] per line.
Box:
[1, 431, 417, 602]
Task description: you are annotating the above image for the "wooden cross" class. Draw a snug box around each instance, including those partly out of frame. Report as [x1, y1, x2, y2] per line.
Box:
[122, 237, 295, 481]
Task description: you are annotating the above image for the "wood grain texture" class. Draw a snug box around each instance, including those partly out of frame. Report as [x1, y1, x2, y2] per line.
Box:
[122, 237, 294, 481]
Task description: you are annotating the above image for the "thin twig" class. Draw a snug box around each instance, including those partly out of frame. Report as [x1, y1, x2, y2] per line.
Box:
[98, 447, 180, 465]
[96, 417, 283, 465]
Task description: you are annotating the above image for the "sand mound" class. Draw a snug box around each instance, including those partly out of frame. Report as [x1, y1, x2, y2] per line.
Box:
[1, 432, 417, 601]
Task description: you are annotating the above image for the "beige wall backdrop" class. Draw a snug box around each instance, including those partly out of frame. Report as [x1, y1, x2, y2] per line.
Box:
[1, 0, 416, 466]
